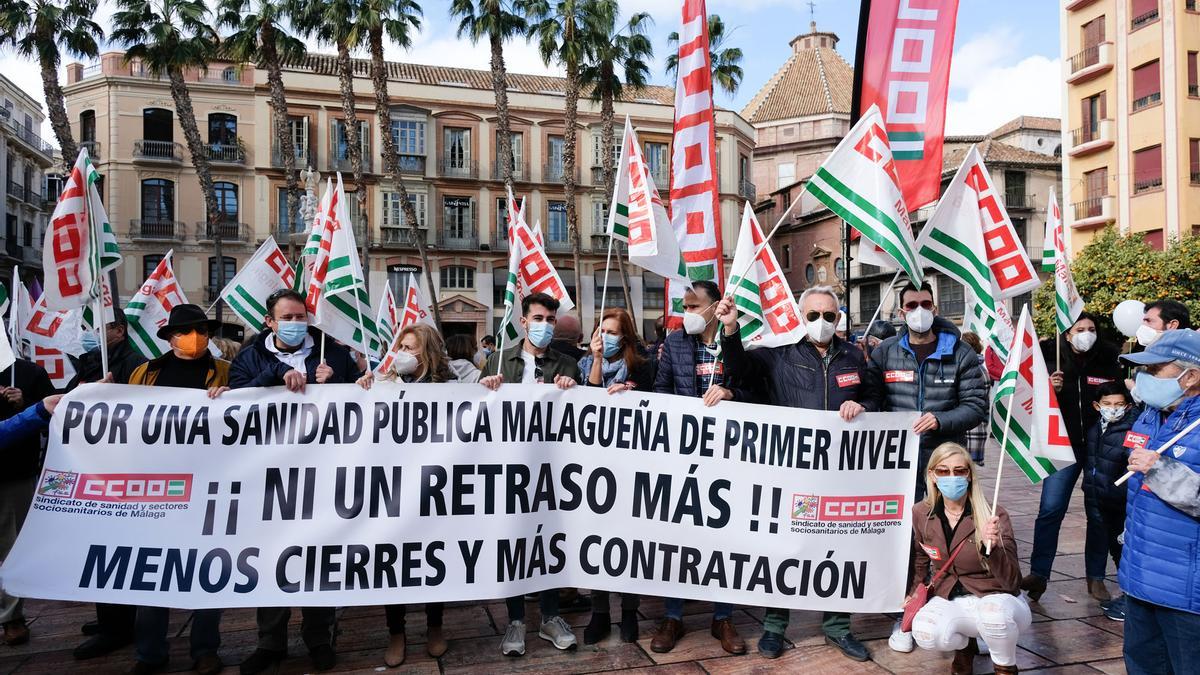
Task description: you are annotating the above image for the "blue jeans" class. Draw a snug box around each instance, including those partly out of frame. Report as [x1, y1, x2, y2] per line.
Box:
[506, 591, 559, 622]
[1028, 461, 1083, 579]
[135, 607, 222, 665]
[663, 598, 732, 621]
[1124, 595, 1200, 675]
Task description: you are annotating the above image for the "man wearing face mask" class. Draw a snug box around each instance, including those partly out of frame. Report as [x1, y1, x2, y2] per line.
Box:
[226, 289, 361, 674]
[125, 304, 229, 675]
[1115, 329, 1200, 675]
[714, 285, 878, 662]
[69, 308, 148, 388]
[1020, 313, 1123, 602]
[1136, 299, 1191, 348]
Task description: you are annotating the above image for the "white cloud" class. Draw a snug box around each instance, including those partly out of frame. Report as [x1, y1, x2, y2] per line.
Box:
[945, 27, 1061, 135]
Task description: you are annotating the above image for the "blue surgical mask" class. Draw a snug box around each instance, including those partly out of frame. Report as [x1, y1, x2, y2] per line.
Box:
[80, 332, 101, 352]
[1134, 370, 1189, 410]
[936, 476, 970, 501]
[602, 334, 622, 358]
[275, 320, 309, 347]
[526, 321, 554, 349]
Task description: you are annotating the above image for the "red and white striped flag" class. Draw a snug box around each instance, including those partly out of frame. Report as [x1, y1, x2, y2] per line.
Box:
[41, 148, 121, 312]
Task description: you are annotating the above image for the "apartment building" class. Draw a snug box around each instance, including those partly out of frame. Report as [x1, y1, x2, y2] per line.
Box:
[0, 74, 54, 288]
[60, 52, 755, 341]
[1061, 0, 1200, 255]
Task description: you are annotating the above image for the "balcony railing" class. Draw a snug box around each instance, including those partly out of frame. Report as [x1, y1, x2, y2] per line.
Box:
[591, 233, 624, 253]
[1192, 171, 1200, 184]
[271, 147, 310, 168]
[1066, 42, 1112, 84]
[1191, 84, 1199, 97]
[203, 143, 245, 164]
[492, 162, 529, 182]
[1071, 197, 1110, 221]
[26, 190, 43, 210]
[396, 153, 426, 174]
[1069, 120, 1113, 156]
[1134, 177, 1163, 194]
[196, 221, 249, 243]
[5, 239, 22, 258]
[543, 238, 574, 253]
[439, 157, 478, 179]
[134, 140, 183, 162]
[80, 140, 101, 160]
[1133, 92, 1161, 111]
[492, 230, 510, 251]
[6, 180, 24, 201]
[379, 226, 425, 247]
[1002, 193, 1031, 210]
[130, 219, 186, 240]
[328, 154, 372, 173]
[543, 162, 580, 184]
[7, 120, 54, 159]
[437, 229, 478, 250]
[739, 178, 757, 202]
[1131, 8, 1159, 29]
[591, 166, 609, 185]
[1069, 45, 1101, 73]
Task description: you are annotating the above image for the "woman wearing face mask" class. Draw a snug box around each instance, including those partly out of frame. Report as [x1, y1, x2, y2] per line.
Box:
[907, 443, 1026, 675]
[1021, 313, 1123, 601]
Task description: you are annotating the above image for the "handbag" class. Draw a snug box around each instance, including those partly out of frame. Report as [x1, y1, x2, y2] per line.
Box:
[901, 537, 971, 632]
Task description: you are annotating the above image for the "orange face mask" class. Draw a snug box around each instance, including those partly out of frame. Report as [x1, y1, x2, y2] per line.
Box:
[173, 330, 209, 359]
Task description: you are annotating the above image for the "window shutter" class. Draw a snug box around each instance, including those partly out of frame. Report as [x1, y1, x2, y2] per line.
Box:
[1189, 52, 1198, 89]
[1131, 0, 1158, 19]
[1132, 61, 1160, 102]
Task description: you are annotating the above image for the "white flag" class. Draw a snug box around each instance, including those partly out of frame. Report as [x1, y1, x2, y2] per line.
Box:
[608, 117, 687, 282]
[728, 203, 805, 349]
[41, 148, 121, 311]
[220, 237, 297, 333]
[125, 251, 190, 359]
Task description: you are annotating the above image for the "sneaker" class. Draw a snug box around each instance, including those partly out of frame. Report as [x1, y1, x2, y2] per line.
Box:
[501, 620, 526, 656]
[1102, 595, 1127, 622]
[888, 621, 914, 653]
[538, 615, 578, 651]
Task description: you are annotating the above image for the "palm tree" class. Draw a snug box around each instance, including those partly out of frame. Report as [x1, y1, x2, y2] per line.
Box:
[217, 0, 307, 258]
[0, 0, 102, 170]
[580, 7, 650, 315]
[449, 0, 527, 196]
[353, 0, 444, 327]
[524, 0, 609, 322]
[111, 0, 220, 227]
[666, 13, 742, 96]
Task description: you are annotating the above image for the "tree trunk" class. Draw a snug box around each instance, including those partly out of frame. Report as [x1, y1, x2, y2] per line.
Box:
[489, 11, 514, 196]
[336, 44, 369, 292]
[40, 50, 76, 172]
[563, 28, 583, 327]
[369, 27, 442, 329]
[261, 22, 300, 261]
[600, 85, 633, 321]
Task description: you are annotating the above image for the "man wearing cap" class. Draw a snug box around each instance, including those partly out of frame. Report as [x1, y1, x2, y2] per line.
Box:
[1117, 329, 1200, 675]
[125, 305, 228, 675]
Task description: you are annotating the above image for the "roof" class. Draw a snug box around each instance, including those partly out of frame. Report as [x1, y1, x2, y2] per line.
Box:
[988, 115, 1061, 138]
[941, 136, 1061, 174]
[285, 54, 677, 106]
[740, 43, 852, 123]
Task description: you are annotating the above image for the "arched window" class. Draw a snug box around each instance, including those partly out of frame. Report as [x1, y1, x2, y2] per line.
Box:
[212, 181, 238, 222]
[805, 263, 815, 285]
[141, 179, 174, 222]
[208, 113, 237, 146]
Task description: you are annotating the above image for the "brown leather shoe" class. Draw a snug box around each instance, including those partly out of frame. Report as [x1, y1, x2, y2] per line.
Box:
[951, 638, 979, 675]
[2, 620, 29, 646]
[649, 618, 685, 653]
[1020, 574, 1047, 602]
[384, 632, 405, 667]
[993, 665, 1019, 674]
[710, 618, 746, 655]
[1087, 578, 1111, 602]
[192, 653, 223, 675]
[426, 626, 447, 658]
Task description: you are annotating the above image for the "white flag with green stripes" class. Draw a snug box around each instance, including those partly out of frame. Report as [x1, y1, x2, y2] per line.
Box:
[219, 237, 295, 333]
[0, 281, 8, 318]
[1042, 187, 1084, 333]
[125, 251, 189, 359]
[991, 306, 1076, 483]
[375, 283, 399, 354]
[803, 104, 923, 285]
[728, 203, 805, 349]
[607, 117, 687, 282]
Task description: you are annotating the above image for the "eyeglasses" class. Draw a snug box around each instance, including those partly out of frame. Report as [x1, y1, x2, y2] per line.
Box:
[903, 300, 935, 311]
[806, 311, 838, 323]
[932, 466, 971, 477]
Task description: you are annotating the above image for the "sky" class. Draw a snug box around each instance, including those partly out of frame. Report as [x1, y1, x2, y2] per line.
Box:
[3, 0, 1062, 143]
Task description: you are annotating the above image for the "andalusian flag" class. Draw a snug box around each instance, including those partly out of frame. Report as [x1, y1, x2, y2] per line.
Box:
[803, 104, 923, 285]
[498, 212, 574, 344]
[991, 306, 1075, 483]
[1042, 187, 1084, 333]
[607, 117, 687, 282]
[219, 237, 296, 333]
[305, 174, 382, 357]
[728, 203, 804, 349]
[375, 283, 399, 353]
[125, 251, 189, 359]
[41, 148, 121, 311]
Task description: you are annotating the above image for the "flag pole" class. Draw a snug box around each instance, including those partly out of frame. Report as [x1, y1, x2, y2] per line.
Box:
[1114, 416, 1200, 486]
[987, 387, 1018, 555]
[95, 293, 108, 379]
[598, 230, 615, 333]
[723, 196, 804, 300]
[8, 265, 17, 387]
[862, 270, 902, 358]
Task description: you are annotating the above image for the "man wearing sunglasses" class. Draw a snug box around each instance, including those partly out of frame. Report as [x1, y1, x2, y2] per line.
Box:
[715, 285, 877, 663]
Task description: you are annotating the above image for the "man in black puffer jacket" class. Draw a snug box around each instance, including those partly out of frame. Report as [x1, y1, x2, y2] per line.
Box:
[865, 281, 987, 501]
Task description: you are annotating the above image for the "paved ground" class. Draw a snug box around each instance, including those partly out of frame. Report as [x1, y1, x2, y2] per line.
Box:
[0, 442, 1127, 674]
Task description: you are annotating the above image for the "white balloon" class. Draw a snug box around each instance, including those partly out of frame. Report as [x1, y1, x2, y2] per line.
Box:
[1113, 300, 1146, 338]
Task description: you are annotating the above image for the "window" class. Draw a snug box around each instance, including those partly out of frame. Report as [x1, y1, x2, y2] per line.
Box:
[1143, 229, 1164, 250]
[834, 257, 845, 281]
[388, 265, 422, 300]
[781, 244, 791, 270]
[1085, 167, 1108, 200]
[391, 119, 426, 155]
[382, 192, 426, 228]
[643, 272, 665, 310]
[1133, 145, 1163, 193]
[778, 162, 795, 189]
[496, 197, 510, 239]
[1190, 139, 1199, 183]
[592, 201, 609, 233]
[143, 255, 164, 280]
[208, 113, 237, 146]
[277, 187, 304, 233]
[936, 275, 965, 316]
[1010, 292, 1033, 319]
[739, 155, 750, 182]
[1080, 93, 1106, 142]
[333, 119, 369, 160]
[859, 284, 881, 323]
[805, 263, 815, 285]
[1131, 0, 1158, 29]
[1011, 217, 1027, 247]
[212, 181, 238, 222]
[1004, 170, 1027, 208]
[444, 127, 471, 166]
[592, 133, 619, 167]
[442, 196, 473, 239]
[547, 200, 568, 243]
[593, 270, 627, 308]
[496, 131, 522, 174]
[440, 265, 475, 290]
[1132, 60, 1161, 111]
[547, 135, 565, 178]
[79, 110, 96, 143]
[1189, 52, 1198, 97]
[142, 108, 173, 142]
[208, 255, 236, 289]
[644, 142, 669, 186]
[286, 116, 308, 157]
[221, 66, 238, 82]
[46, 173, 64, 201]
[140, 179, 174, 222]
[1082, 16, 1105, 49]
[22, 221, 32, 246]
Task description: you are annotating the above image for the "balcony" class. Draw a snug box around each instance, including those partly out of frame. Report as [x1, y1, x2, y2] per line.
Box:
[379, 226, 426, 248]
[1002, 193, 1032, 210]
[492, 162, 529, 182]
[1132, 92, 1161, 112]
[1191, 171, 1200, 185]
[1068, 120, 1114, 157]
[1064, 0, 1100, 9]
[272, 224, 308, 246]
[1066, 43, 1112, 85]
[26, 189, 44, 210]
[543, 238, 574, 254]
[6, 180, 24, 202]
[439, 157, 478, 179]
[203, 143, 245, 165]
[130, 219, 186, 240]
[591, 233, 625, 253]
[1070, 196, 1114, 230]
[196, 221, 249, 243]
[328, 154, 372, 174]
[271, 147, 310, 169]
[133, 140, 183, 163]
[5, 239, 22, 259]
[7, 120, 54, 161]
[396, 153, 426, 175]
[1190, 84, 1199, 97]
[543, 162, 580, 184]
[739, 178, 757, 202]
[492, 229, 510, 251]
[80, 140, 101, 160]
[437, 230, 478, 250]
[1134, 177, 1163, 195]
[591, 166, 608, 185]
[1131, 8, 1158, 30]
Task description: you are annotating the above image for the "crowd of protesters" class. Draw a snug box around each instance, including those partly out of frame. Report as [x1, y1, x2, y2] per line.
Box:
[1, 284, 1196, 675]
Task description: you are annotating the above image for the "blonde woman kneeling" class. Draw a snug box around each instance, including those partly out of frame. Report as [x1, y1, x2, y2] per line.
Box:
[907, 443, 1029, 675]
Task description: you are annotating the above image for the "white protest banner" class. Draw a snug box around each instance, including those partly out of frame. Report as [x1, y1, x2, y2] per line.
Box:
[2, 384, 917, 613]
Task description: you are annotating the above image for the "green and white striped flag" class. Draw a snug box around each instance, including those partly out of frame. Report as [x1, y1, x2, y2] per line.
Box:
[728, 203, 805, 348]
[497, 204, 574, 346]
[991, 306, 1076, 483]
[607, 117, 687, 282]
[304, 174, 382, 357]
[375, 283, 399, 355]
[219, 237, 295, 333]
[1042, 187, 1084, 333]
[0, 282, 8, 319]
[803, 104, 923, 285]
[41, 148, 121, 312]
[963, 290, 1015, 360]
[125, 251, 189, 359]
